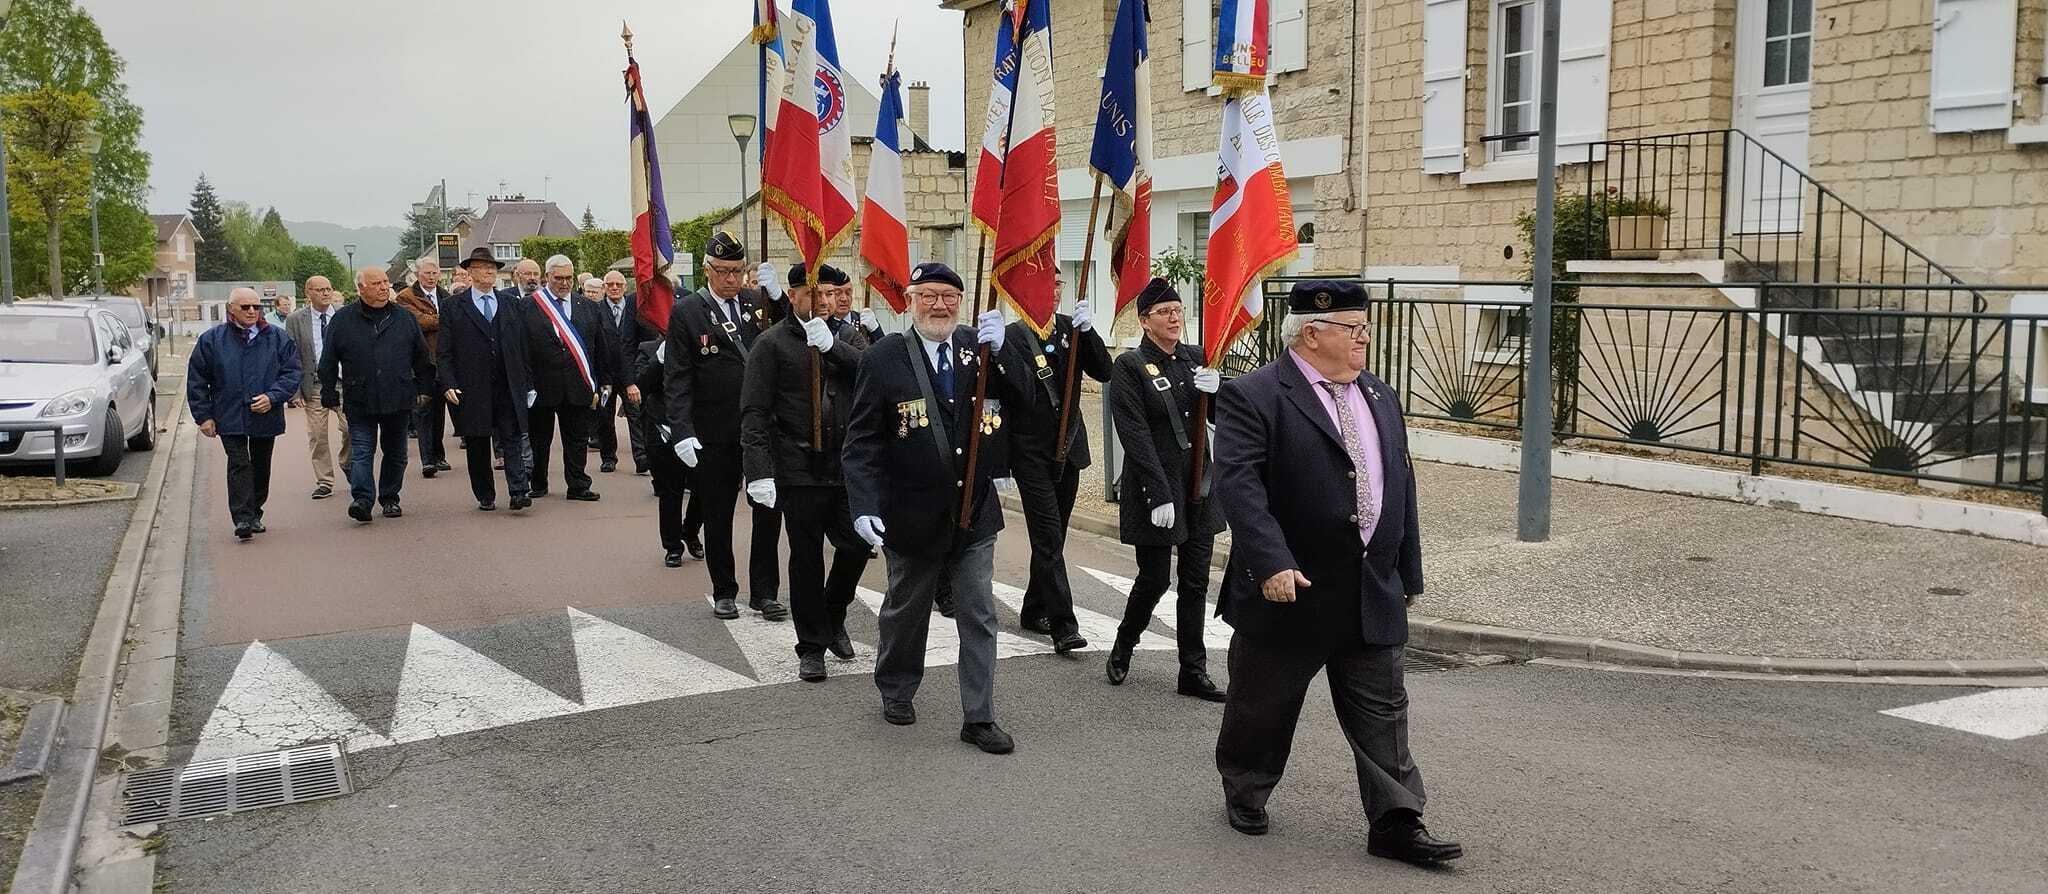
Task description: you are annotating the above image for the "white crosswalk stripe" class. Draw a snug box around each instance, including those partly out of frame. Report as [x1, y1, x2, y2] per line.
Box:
[569, 608, 759, 708]
[191, 641, 392, 762]
[989, 581, 1174, 653]
[1880, 688, 2048, 741]
[387, 624, 582, 747]
[1078, 566, 1234, 652]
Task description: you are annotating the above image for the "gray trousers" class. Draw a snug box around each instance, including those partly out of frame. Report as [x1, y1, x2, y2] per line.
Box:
[1214, 632, 1426, 824]
[875, 535, 998, 723]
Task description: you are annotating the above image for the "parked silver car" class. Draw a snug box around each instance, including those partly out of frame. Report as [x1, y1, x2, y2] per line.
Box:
[74, 294, 161, 375]
[0, 302, 158, 475]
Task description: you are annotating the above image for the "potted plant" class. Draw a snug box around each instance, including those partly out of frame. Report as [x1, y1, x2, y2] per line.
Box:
[1603, 188, 1671, 259]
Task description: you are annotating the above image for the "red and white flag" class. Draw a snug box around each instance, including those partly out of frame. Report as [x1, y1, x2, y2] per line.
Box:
[624, 52, 674, 335]
[1088, 0, 1154, 320]
[1202, 89, 1298, 367]
[861, 70, 912, 313]
[989, 0, 1061, 336]
[761, 0, 857, 267]
[970, 2, 1023, 239]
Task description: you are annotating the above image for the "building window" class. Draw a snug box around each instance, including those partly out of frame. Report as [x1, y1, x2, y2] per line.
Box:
[176, 234, 189, 262]
[1762, 0, 1812, 88]
[1490, 0, 1539, 157]
[492, 243, 520, 261]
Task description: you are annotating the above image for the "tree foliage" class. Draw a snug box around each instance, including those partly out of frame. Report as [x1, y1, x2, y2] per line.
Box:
[291, 244, 347, 293]
[580, 206, 598, 230]
[6, 195, 153, 294]
[188, 175, 241, 281]
[520, 236, 578, 268]
[233, 206, 298, 280]
[1514, 191, 1613, 432]
[397, 202, 473, 258]
[578, 229, 632, 275]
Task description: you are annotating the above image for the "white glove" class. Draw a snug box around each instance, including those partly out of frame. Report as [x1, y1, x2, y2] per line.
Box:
[976, 309, 1006, 352]
[757, 262, 781, 298]
[674, 437, 701, 468]
[1150, 503, 1176, 529]
[746, 478, 778, 509]
[1193, 367, 1221, 394]
[526, 390, 538, 408]
[802, 315, 833, 351]
[994, 477, 1016, 493]
[1072, 299, 1094, 332]
[855, 515, 887, 548]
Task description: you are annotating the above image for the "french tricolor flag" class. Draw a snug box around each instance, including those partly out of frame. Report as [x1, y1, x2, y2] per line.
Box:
[970, 1, 1022, 239]
[861, 70, 912, 313]
[1202, 89, 1298, 367]
[1213, 0, 1270, 95]
[989, 0, 1061, 337]
[761, 0, 857, 267]
[625, 53, 673, 336]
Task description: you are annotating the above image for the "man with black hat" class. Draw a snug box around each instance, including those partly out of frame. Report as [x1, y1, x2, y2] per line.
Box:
[1105, 278, 1227, 701]
[1210, 280, 1459, 864]
[662, 231, 786, 621]
[844, 261, 1025, 754]
[437, 247, 538, 512]
[741, 262, 868, 682]
[1001, 287, 1110, 653]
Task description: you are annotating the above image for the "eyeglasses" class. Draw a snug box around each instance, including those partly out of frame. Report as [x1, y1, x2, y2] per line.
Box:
[706, 265, 748, 278]
[1144, 307, 1184, 319]
[230, 303, 263, 311]
[1311, 319, 1373, 341]
[915, 290, 963, 306]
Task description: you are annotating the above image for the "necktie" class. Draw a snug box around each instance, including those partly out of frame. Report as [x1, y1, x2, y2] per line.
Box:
[935, 344, 954, 401]
[1321, 381, 1377, 535]
[726, 299, 741, 328]
[315, 311, 329, 361]
[480, 292, 495, 322]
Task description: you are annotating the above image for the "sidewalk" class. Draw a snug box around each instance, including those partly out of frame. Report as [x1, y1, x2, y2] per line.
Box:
[1054, 387, 2048, 669]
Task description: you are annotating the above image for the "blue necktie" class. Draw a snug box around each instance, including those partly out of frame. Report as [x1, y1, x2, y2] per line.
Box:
[479, 292, 495, 322]
[935, 344, 954, 401]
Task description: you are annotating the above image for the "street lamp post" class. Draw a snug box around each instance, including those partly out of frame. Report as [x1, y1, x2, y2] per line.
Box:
[0, 0, 18, 306]
[84, 126, 104, 296]
[727, 113, 756, 245]
[343, 242, 357, 272]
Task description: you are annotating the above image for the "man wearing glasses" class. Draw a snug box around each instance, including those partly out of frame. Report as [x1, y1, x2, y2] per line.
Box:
[187, 286, 301, 541]
[662, 232, 787, 622]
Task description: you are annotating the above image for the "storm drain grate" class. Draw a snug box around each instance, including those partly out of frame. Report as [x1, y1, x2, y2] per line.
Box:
[1402, 649, 1486, 674]
[121, 742, 352, 826]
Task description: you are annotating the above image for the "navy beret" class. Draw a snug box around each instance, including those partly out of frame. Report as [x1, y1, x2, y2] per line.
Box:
[706, 231, 746, 261]
[1287, 280, 1368, 314]
[1134, 277, 1180, 313]
[909, 262, 963, 291]
[787, 263, 850, 288]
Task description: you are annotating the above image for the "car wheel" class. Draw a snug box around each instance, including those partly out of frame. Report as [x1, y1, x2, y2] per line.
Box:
[127, 396, 157, 452]
[86, 406, 125, 475]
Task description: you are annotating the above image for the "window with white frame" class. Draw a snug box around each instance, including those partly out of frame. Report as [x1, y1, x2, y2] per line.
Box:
[1762, 0, 1812, 88]
[1490, 0, 1540, 157]
[492, 243, 520, 261]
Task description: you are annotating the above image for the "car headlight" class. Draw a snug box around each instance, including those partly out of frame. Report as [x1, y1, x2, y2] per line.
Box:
[39, 388, 96, 418]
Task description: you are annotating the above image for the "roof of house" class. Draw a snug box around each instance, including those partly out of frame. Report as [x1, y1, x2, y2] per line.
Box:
[458, 199, 581, 257]
[150, 213, 199, 244]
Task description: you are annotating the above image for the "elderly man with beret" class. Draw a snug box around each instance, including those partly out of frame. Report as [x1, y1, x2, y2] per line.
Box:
[1210, 280, 1462, 865]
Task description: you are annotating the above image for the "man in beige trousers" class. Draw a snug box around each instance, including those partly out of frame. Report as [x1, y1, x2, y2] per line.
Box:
[286, 275, 348, 499]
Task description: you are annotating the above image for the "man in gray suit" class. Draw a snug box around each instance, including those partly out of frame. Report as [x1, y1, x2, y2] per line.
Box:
[285, 275, 347, 499]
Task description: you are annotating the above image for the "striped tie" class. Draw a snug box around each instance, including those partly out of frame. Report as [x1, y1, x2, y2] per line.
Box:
[1321, 382, 1377, 535]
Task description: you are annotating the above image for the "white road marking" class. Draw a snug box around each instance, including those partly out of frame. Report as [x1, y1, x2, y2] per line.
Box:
[855, 587, 1052, 663]
[990, 581, 1174, 654]
[1079, 566, 1233, 652]
[1880, 688, 2048, 741]
[191, 641, 392, 762]
[386, 624, 581, 746]
[567, 608, 758, 708]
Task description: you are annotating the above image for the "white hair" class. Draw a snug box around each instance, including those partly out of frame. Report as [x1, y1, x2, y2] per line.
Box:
[544, 254, 575, 274]
[1281, 310, 1342, 347]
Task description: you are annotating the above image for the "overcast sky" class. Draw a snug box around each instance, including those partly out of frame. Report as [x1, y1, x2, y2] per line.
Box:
[83, 0, 966, 229]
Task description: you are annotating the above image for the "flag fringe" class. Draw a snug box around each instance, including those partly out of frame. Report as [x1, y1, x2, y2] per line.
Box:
[749, 22, 778, 44]
[1207, 245, 1299, 366]
[1211, 71, 1265, 97]
[989, 222, 1061, 339]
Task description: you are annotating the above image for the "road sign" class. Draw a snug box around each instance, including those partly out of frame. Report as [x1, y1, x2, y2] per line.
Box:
[437, 233, 459, 270]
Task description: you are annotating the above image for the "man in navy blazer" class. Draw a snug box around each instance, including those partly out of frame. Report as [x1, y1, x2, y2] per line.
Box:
[1210, 280, 1462, 865]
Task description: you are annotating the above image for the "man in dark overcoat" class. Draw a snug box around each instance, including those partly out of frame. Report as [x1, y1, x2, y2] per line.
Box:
[318, 266, 433, 523]
[519, 254, 613, 501]
[1210, 280, 1461, 865]
[437, 248, 537, 512]
[1105, 278, 1225, 701]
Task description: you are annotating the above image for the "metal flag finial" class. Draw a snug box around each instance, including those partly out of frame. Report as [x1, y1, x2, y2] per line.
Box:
[621, 21, 634, 53]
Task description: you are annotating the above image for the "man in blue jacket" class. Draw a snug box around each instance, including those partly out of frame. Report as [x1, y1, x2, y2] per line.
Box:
[187, 287, 303, 541]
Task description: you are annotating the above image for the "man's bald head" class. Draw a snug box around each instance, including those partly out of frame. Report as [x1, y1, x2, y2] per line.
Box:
[602, 270, 627, 300]
[304, 276, 339, 309]
[227, 287, 264, 327]
[356, 266, 393, 307]
[514, 258, 542, 291]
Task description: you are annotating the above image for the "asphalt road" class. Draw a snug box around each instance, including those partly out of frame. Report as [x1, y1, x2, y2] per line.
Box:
[150, 416, 2047, 894]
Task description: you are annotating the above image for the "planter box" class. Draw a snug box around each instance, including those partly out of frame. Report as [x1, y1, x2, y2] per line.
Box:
[1607, 215, 1668, 259]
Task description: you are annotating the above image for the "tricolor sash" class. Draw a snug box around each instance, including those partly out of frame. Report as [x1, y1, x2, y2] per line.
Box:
[532, 288, 597, 397]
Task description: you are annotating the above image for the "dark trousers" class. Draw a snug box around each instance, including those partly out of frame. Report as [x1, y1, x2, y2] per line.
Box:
[1013, 451, 1082, 636]
[464, 391, 532, 504]
[692, 444, 781, 601]
[621, 399, 647, 468]
[1215, 632, 1426, 825]
[782, 485, 869, 658]
[528, 402, 593, 495]
[220, 435, 274, 527]
[875, 535, 999, 723]
[346, 411, 410, 507]
[593, 394, 646, 467]
[645, 422, 687, 549]
[413, 388, 450, 465]
[1118, 536, 1216, 674]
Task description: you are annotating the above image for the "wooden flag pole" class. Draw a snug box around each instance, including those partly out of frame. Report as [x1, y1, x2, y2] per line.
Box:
[1054, 175, 1106, 466]
[956, 235, 991, 529]
[1188, 392, 1209, 511]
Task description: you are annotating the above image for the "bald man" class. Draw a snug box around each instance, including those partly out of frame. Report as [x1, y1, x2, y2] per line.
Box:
[285, 276, 348, 498]
[188, 286, 302, 540]
[319, 267, 433, 522]
[513, 258, 542, 299]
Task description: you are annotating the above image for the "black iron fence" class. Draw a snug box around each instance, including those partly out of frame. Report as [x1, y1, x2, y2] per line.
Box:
[1235, 277, 2048, 513]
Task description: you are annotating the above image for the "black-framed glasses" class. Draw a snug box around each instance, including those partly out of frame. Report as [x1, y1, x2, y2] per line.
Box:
[1311, 319, 1372, 341]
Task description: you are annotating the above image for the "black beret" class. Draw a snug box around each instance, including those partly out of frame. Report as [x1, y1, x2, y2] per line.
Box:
[1287, 280, 1368, 314]
[1134, 277, 1180, 313]
[706, 231, 746, 261]
[788, 263, 850, 288]
[909, 262, 963, 291]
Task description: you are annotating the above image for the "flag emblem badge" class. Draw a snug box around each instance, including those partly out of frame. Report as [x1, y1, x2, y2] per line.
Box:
[813, 68, 846, 132]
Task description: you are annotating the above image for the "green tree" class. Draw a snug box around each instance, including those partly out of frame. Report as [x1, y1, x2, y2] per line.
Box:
[188, 175, 240, 281]
[6, 194, 153, 294]
[580, 206, 597, 230]
[670, 206, 732, 273]
[290, 244, 347, 292]
[236, 206, 297, 280]
[520, 236, 578, 268]
[0, 0, 150, 298]
[577, 229, 631, 275]
[397, 202, 473, 257]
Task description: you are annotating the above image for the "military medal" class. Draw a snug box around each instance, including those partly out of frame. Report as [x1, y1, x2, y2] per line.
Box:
[1145, 363, 1161, 376]
[699, 333, 711, 355]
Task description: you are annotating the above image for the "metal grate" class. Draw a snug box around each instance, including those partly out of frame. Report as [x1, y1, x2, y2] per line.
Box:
[121, 742, 352, 826]
[1402, 649, 1484, 675]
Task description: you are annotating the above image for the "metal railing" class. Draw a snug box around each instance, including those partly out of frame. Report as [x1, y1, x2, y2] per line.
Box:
[1582, 129, 1988, 315]
[0, 421, 72, 485]
[1235, 277, 2048, 514]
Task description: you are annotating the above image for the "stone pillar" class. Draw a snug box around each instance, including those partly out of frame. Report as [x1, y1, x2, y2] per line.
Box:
[907, 80, 931, 146]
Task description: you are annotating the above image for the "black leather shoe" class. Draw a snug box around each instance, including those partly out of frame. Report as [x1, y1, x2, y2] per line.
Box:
[830, 628, 855, 660]
[382, 502, 403, 518]
[633, 464, 649, 475]
[1367, 819, 1463, 864]
[798, 654, 827, 682]
[433, 460, 452, 472]
[959, 722, 1014, 755]
[509, 495, 531, 511]
[664, 550, 684, 567]
[600, 460, 617, 473]
[421, 466, 437, 479]
[882, 701, 916, 726]
[530, 488, 550, 499]
[248, 520, 266, 534]
[347, 501, 372, 523]
[1105, 641, 1134, 685]
[566, 490, 601, 502]
[934, 596, 956, 619]
[1053, 632, 1088, 654]
[712, 598, 740, 620]
[1019, 614, 1053, 634]
[234, 525, 252, 541]
[1226, 803, 1269, 836]
[683, 535, 705, 559]
[751, 598, 789, 621]
[1178, 672, 1226, 703]
[477, 501, 497, 511]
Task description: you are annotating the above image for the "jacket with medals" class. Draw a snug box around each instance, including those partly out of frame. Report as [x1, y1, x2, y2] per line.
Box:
[660, 285, 776, 448]
[1000, 313, 1111, 469]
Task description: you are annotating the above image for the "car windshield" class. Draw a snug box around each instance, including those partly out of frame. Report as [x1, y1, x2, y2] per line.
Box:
[98, 301, 147, 327]
[0, 316, 95, 364]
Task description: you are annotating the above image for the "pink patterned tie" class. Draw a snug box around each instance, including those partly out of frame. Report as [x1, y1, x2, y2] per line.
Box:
[1321, 381, 1377, 535]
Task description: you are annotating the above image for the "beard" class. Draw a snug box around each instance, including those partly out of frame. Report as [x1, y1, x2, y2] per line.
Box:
[912, 315, 955, 342]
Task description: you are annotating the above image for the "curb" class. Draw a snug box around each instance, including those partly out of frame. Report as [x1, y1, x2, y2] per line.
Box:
[0, 484, 140, 510]
[0, 698, 65, 785]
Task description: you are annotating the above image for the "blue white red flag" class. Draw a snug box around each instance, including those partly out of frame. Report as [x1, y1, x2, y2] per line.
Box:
[1088, 0, 1154, 320]
[625, 53, 674, 335]
[1213, 0, 1270, 96]
[989, 0, 1061, 337]
[861, 69, 913, 313]
[971, 2, 1023, 239]
[762, 0, 857, 267]
[1202, 89, 1298, 367]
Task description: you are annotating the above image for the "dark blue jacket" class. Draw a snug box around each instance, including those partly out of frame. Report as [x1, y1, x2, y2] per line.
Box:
[186, 322, 302, 437]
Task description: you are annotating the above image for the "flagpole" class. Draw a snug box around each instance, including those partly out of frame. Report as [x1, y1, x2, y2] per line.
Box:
[959, 6, 1029, 530]
[1054, 174, 1105, 466]
[757, 36, 770, 261]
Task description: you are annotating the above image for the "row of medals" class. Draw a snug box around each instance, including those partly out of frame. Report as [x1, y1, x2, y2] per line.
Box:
[897, 400, 1005, 437]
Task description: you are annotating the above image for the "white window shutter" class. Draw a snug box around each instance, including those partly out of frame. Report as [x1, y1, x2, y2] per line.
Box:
[1183, 0, 1212, 92]
[1057, 212, 1089, 262]
[1271, 0, 1308, 74]
[1555, 0, 1612, 162]
[1930, 0, 2017, 133]
[1421, 0, 1468, 174]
